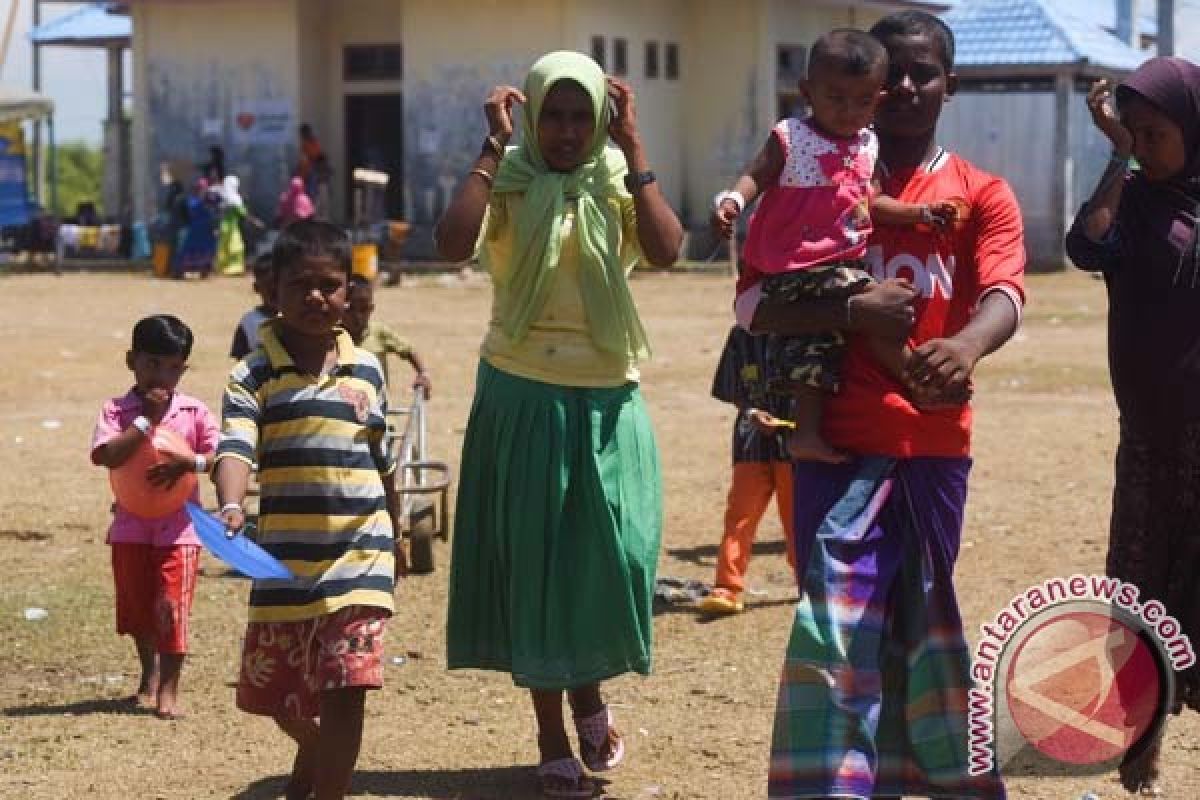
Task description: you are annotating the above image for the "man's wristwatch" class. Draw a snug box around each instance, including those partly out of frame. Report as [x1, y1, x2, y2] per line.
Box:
[624, 170, 656, 192]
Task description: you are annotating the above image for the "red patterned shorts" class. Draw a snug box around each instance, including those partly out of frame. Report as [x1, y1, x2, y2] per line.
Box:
[111, 543, 200, 654]
[235, 605, 389, 719]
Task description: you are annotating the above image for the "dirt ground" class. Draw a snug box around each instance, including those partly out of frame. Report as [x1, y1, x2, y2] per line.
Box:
[0, 269, 1196, 800]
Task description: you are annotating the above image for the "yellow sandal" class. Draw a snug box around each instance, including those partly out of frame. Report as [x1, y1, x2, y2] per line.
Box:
[698, 588, 744, 614]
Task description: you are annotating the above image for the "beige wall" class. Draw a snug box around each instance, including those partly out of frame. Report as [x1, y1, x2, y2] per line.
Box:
[563, 0, 687, 216]
[131, 0, 301, 221]
[130, 0, 912, 250]
[400, 0, 564, 234]
[296, 0, 332, 151]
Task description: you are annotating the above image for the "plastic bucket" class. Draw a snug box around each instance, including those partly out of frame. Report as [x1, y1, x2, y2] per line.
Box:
[352, 243, 378, 281]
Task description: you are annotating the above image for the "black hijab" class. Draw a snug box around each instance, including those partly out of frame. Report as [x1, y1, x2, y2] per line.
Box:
[1117, 57, 1200, 286]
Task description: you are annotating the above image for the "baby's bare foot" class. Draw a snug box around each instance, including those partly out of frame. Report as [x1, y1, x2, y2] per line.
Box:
[135, 679, 158, 709]
[155, 684, 184, 720]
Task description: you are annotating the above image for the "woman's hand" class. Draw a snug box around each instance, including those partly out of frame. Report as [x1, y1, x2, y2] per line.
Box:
[1087, 80, 1133, 156]
[484, 86, 526, 146]
[605, 75, 683, 265]
[606, 77, 640, 154]
[436, 86, 522, 261]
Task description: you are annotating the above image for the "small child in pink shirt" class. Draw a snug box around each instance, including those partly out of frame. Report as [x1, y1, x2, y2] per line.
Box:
[90, 315, 219, 719]
[713, 28, 958, 463]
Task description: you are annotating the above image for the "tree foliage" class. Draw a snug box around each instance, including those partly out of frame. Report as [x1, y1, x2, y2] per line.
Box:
[49, 141, 104, 218]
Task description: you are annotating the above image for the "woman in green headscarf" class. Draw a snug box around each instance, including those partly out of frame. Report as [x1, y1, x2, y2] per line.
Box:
[436, 51, 682, 797]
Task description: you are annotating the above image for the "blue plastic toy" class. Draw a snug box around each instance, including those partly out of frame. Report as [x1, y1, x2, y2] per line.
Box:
[186, 502, 294, 580]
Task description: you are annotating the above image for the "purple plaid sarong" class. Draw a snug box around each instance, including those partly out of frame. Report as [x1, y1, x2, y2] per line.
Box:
[768, 456, 1005, 799]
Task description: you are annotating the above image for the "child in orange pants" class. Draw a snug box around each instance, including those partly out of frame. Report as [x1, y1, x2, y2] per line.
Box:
[700, 326, 797, 614]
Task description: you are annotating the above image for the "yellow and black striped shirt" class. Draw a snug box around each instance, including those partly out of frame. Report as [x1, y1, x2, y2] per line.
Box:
[216, 321, 396, 622]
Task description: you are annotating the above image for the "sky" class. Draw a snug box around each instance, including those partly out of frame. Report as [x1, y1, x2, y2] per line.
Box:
[1, 1, 115, 145]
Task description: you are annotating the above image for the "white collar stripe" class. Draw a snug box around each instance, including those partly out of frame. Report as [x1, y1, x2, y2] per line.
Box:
[927, 148, 948, 173]
[877, 147, 949, 178]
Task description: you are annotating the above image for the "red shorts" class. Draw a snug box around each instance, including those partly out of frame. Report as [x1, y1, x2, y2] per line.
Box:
[235, 605, 389, 719]
[110, 543, 201, 655]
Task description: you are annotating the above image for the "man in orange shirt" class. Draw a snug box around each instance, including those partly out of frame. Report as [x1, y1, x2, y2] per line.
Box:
[297, 124, 331, 218]
[759, 11, 1024, 799]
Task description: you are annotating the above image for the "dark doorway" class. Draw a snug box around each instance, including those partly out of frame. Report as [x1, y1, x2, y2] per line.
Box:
[344, 93, 404, 220]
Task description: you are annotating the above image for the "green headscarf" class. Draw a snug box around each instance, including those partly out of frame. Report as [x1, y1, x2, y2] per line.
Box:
[482, 50, 651, 361]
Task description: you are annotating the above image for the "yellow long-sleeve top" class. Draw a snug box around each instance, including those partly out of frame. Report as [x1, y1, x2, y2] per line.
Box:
[478, 192, 644, 388]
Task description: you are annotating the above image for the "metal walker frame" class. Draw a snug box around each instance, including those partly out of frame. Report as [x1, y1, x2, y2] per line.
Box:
[388, 391, 450, 573]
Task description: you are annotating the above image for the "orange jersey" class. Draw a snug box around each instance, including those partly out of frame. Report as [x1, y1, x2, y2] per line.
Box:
[824, 151, 1026, 458]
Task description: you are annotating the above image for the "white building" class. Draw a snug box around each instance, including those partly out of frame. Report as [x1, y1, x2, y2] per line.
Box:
[128, 0, 947, 256]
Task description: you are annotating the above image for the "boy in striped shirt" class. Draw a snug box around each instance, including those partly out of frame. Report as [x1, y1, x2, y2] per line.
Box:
[214, 220, 404, 800]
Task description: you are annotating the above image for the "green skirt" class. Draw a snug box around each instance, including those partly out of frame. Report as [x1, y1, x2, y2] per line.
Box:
[446, 360, 662, 689]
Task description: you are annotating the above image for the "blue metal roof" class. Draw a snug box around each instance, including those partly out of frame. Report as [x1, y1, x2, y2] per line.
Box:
[29, 3, 130, 48]
[941, 0, 1158, 39]
[943, 0, 1151, 72]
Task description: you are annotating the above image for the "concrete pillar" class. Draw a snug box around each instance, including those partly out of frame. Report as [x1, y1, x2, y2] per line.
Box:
[1051, 71, 1072, 271]
[103, 45, 131, 222]
[1158, 0, 1175, 55]
[32, 0, 42, 205]
[1116, 0, 1139, 45]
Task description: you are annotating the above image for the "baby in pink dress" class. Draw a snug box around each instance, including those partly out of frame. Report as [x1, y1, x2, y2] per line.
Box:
[713, 28, 957, 463]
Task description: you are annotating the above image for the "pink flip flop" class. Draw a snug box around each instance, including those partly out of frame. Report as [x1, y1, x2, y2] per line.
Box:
[536, 757, 595, 798]
[574, 706, 625, 772]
